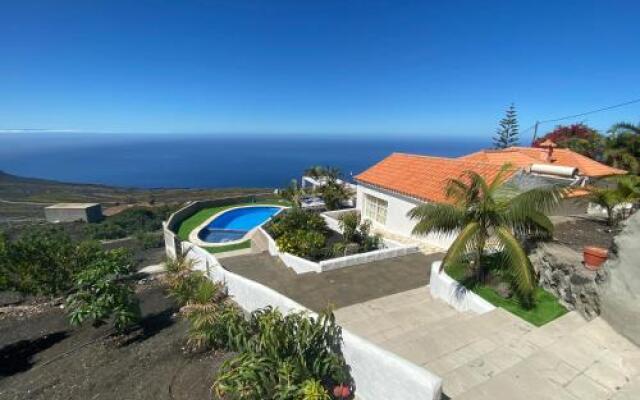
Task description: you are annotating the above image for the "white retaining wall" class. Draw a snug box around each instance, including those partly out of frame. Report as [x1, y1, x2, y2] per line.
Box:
[179, 241, 443, 400]
[256, 227, 419, 274]
[163, 222, 179, 259]
[429, 261, 495, 315]
[321, 209, 360, 233]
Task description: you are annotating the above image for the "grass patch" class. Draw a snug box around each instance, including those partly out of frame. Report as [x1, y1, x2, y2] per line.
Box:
[445, 262, 567, 327]
[203, 240, 252, 254]
[176, 199, 290, 241]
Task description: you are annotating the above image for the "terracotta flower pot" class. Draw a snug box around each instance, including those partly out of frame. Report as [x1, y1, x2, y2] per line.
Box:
[333, 384, 351, 399]
[583, 246, 608, 271]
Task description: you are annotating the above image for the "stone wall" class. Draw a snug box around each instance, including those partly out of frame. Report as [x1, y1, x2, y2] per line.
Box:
[600, 212, 640, 346]
[530, 243, 606, 320]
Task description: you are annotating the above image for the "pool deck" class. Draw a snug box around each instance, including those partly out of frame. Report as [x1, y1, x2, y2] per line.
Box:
[221, 251, 445, 311]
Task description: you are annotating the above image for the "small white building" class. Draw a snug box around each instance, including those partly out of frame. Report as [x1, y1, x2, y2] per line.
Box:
[44, 203, 103, 223]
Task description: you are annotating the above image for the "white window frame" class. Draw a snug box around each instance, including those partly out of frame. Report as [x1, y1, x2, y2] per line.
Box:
[364, 194, 388, 225]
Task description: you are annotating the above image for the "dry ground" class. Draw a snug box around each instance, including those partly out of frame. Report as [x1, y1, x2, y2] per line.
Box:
[0, 281, 229, 400]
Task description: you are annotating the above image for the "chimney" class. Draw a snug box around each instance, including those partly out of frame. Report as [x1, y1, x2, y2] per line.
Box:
[538, 139, 557, 162]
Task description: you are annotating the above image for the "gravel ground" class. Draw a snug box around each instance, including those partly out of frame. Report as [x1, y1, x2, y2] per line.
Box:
[552, 215, 620, 252]
[0, 281, 229, 400]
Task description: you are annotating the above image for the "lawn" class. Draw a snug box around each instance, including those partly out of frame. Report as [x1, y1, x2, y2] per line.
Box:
[176, 199, 290, 253]
[445, 262, 567, 327]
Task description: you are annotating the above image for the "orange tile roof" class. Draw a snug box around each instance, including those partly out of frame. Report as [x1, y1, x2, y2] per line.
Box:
[460, 147, 626, 178]
[355, 153, 516, 203]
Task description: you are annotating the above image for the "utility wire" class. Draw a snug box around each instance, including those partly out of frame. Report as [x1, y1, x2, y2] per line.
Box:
[529, 96, 640, 142]
[538, 97, 640, 125]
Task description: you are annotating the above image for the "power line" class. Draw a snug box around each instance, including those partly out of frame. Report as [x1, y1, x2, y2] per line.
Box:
[530, 96, 640, 142]
[538, 97, 640, 124]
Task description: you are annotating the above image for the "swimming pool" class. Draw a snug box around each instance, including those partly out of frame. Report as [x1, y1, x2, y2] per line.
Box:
[197, 206, 283, 244]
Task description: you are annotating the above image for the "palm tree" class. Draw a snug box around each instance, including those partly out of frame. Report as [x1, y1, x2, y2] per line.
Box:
[604, 122, 640, 174]
[408, 166, 562, 301]
[611, 122, 640, 136]
[586, 176, 640, 226]
[304, 166, 327, 180]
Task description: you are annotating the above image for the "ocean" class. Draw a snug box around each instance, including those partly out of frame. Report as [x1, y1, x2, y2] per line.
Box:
[0, 133, 490, 189]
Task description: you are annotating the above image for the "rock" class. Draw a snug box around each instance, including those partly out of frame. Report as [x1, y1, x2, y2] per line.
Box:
[0, 291, 24, 307]
[600, 211, 640, 346]
[530, 242, 605, 320]
[494, 281, 513, 299]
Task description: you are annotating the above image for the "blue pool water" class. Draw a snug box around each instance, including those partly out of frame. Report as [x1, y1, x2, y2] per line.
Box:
[198, 206, 282, 243]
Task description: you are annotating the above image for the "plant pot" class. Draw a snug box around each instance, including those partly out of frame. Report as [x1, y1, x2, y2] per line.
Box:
[583, 246, 608, 271]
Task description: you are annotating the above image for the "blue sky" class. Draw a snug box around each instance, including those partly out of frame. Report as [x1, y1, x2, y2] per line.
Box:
[1, 1, 639, 139]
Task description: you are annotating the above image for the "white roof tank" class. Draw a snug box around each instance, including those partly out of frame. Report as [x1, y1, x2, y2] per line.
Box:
[530, 163, 578, 177]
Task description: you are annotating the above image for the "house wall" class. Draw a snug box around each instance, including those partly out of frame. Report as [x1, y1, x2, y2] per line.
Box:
[356, 184, 455, 249]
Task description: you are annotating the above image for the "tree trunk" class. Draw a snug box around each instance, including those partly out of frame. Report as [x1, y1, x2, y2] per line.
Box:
[474, 232, 487, 283]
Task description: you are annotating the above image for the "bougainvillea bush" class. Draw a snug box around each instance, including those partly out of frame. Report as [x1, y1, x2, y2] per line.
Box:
[533, 123, 604, 159]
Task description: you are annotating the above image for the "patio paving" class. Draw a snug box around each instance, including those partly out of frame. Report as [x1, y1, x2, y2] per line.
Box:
[220, 251, 444, 311]
[335, 288, 640, 400]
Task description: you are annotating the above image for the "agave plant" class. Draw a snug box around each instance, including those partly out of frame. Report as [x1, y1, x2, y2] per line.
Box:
[408, 165, 563, 303]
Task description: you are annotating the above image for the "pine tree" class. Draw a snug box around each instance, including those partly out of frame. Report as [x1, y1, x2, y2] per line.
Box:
[493, 104, 520, 149]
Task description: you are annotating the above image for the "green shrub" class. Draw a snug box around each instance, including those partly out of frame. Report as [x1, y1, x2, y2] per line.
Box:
[66, 249, 141, 333]
[212, 307, 350, 400]
[135, 231, 164, 249]
[266, 209, 327, 240]
[276, 230, 326, 260]
[84, 206, 174, 240]
[0, 225, 108, 295]
[266, 209, 329, 260]
[338, 212, 359, 243]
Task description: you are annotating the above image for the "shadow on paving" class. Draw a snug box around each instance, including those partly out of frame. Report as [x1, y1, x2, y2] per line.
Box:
[222, 251, 444, 312]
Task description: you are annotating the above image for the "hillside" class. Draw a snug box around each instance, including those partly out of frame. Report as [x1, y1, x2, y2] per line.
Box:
[0, 170, 272, 222]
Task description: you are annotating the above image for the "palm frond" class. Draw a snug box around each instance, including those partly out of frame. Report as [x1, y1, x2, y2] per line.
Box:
[507, 186, 564, 217]
[445, 178, 471, 205]
[610, 122, 640, 135]
[488, 163, 516, 191]
[465, 170, 491, 200]
[408, 203, 465, 236]
[441, 222, 480, 270]
[495, 226, 535, 301]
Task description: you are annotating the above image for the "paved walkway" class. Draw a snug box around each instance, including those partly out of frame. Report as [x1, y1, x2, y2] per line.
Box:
[335, 288, 640, 399]
[221, 252, 444, 311]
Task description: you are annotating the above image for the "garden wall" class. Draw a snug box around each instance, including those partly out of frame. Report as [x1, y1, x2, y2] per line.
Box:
[600, 212, 640, 346]
[180, 241, 443, 400]
[321, 209, 358, 233]
[256, 227, 419, 274]
[429, 261, 495, 315]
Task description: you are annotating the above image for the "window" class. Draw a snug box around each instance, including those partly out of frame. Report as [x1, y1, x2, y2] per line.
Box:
[364, 194, 388, 224]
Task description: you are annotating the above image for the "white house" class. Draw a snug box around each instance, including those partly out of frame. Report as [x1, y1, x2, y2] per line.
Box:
[354, 142, 627, 249]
